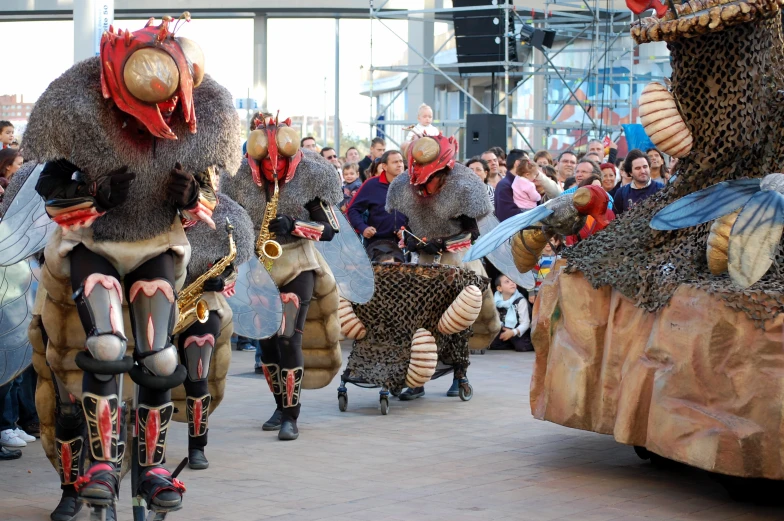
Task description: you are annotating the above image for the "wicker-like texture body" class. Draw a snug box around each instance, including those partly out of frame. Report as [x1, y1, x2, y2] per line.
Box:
[566, 18, 784, 321]
[532, 263, 784, 479]
[345, 263, 486, 393]
[31, 264, 233, 477]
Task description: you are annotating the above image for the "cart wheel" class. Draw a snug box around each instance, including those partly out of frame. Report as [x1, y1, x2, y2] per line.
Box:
[380, 396, 389, 415]
[338, 392, 348, 412]
[459, 383, 473, 401]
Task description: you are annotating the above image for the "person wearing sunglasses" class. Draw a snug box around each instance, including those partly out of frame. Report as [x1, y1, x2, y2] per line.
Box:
[321, 147, 341, 170]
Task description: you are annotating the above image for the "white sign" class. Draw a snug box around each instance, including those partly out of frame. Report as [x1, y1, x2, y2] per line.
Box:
[94, 1, 115, 56]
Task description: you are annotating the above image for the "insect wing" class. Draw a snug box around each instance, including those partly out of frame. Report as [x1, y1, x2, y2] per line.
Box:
[464, 205, 553, 262]
[477, 214, 535, 289]
[727, 190, 784, 289]
[650, 178, 761, 231]
[228, 257, 283, 339]
[0, 258, 36, 386]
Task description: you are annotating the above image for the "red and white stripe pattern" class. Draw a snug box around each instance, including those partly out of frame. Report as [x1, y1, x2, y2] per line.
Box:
[437, 285, 483, 335]
[291, 221, 324, 240]
[51, 206, 105, 231]
[639, 82, 693, 159]
[405, 329, 438, 388]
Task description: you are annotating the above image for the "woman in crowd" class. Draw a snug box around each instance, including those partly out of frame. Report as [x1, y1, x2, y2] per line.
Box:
[465, 157, 495, 202]
[646, 147, 668, 181]
[534, 150, 553, 168]
[600, 162, 620, 196]
[0, 148, 23, 200]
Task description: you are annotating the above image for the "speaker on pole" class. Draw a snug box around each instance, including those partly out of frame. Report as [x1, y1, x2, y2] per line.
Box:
[465, 114, 508, 158]
[452, 0, 517, 76]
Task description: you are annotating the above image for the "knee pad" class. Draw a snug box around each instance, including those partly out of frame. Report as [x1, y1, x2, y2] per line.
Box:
[74, 273, 128, 360]
[129, 279, 176, 354]
[182, 334, 214, 382]
[278, 293, 302, 339]
[138, 345, 179, 377]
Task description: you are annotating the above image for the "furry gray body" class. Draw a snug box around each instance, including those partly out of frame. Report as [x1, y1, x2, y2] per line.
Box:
[21, 58, 241, 243]
[184, 193, 255, 285]
[386, 163, 492, 238]
[220, 150, 342, 245]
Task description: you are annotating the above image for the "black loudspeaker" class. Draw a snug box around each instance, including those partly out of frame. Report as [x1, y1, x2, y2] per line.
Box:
[530, 29, 556, 50]
[465, 114, 508, 158]
[452, 0, 517, 75]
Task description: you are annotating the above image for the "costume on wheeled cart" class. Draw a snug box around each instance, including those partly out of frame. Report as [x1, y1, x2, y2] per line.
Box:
[221, 116, 344, 441]
[385, 134, 501, 400]
[18, 15, 244, 521]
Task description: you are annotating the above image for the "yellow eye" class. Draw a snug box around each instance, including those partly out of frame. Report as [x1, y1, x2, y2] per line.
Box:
[411, 137, 439, 164]
[247, 129, 269, 160]
[123, 48, 180, 103]
[176, 37, 205, 88]
[276, 127, 300, 157]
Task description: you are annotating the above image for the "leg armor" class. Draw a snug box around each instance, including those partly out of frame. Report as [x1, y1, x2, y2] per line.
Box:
[276, 272, 314, 440]
[129, 279, 179, 379]
[136, 402, 174, 467]
[259, 337, 284, 430]
[53, 372, 85, 487]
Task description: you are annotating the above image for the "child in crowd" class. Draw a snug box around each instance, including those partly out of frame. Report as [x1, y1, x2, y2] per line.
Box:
[407, 104, 439, 140]
[491, 275, 533, 352]
[0, 121, 14, 149]
[530, 237, 561, 304]
[340, 162, 362, 212]
[511, 158, 541, 210]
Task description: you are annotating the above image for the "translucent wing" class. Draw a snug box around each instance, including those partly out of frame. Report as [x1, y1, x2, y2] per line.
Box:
[650, 178, 761, 231]
[476, 214, 535, 289]
[0, 258, 37, 386]
[228, 257, 283, 340]
[727, 190, 784, 289]
[0, 164, 57, 266]
[464, 205, 553, 262]
[314, 207, 375, 304]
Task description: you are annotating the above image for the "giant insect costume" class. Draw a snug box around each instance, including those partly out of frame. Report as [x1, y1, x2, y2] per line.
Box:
[221, 117, 344, 441]
[386, 134, 501, 397]
[472, 0, 784, 484]
[17, 15, 243, 520]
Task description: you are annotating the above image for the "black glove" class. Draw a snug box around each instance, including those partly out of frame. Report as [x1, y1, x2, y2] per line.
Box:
[268, 215, 295, 236]
[167, 162, 200, 209]
[89, 167, 136, 211]
[202, 262, 236, 293]
[405, 235, 442, 255]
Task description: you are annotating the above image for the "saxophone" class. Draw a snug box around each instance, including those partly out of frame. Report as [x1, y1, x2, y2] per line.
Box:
[173, 218, 237, 335]
[256, 174, 283, 271]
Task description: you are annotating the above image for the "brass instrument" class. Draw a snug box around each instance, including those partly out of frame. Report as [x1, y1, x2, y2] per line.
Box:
[256, 174, 282, 271]
[173, 218, 237, 335]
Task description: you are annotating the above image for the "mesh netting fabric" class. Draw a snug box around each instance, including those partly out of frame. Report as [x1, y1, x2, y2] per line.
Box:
[565, 18, 784, 324]
[344, 263, 487, 392]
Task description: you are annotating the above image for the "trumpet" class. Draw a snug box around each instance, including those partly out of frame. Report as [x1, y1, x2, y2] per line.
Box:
[256, 174, 282, 270]
[173, 218, 237, 335]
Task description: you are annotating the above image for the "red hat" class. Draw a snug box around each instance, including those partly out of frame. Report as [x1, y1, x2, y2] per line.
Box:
[407, 134, 458, 186]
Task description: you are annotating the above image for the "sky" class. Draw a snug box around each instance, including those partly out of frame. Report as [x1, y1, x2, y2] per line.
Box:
[0, 17, 410, 139]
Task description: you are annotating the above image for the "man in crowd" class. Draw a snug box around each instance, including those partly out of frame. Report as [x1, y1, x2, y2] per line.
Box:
[481, 150, 502, 188]
[345, 146, 361, 164]
[555, 151, 577, 187]
[301, 136, 318, 151]
[587, 138, 618, 164]
[347, 150, 407, 261]
[358, 137, 386, 180]
[494, 149, 529, 222]
[614, 149, 664, 215]
[321, 147, 341, 170]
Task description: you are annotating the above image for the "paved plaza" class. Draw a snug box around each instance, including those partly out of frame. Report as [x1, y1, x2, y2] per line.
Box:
[2, 347, 783, 521]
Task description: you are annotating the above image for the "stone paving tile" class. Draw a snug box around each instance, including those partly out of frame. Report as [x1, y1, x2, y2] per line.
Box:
[2, 347, 783, 520]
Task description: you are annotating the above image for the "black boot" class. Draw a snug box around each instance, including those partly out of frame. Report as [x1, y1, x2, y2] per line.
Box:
[399, 387, 425, 400]
[278, 405, 299, 441]
[262, 393, 283, 431]
[136, 466, 185, 512]
[50, 486, 83, 521]
[188, 431, 209, 470]
[76, 462, 119, 506]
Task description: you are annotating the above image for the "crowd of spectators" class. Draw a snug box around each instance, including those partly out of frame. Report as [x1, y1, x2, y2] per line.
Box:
[335, 127, 673, 355]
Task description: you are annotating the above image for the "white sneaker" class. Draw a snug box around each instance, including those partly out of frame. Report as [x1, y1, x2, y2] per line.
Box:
[13, 428, 35, 443]
[0, 429, 26, 448]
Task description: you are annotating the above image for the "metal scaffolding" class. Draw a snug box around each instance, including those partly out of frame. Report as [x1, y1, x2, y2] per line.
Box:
[366, 0, 670, 152]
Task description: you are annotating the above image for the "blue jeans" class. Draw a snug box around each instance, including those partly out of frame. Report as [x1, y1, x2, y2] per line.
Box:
[0, 366, 38, 431]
